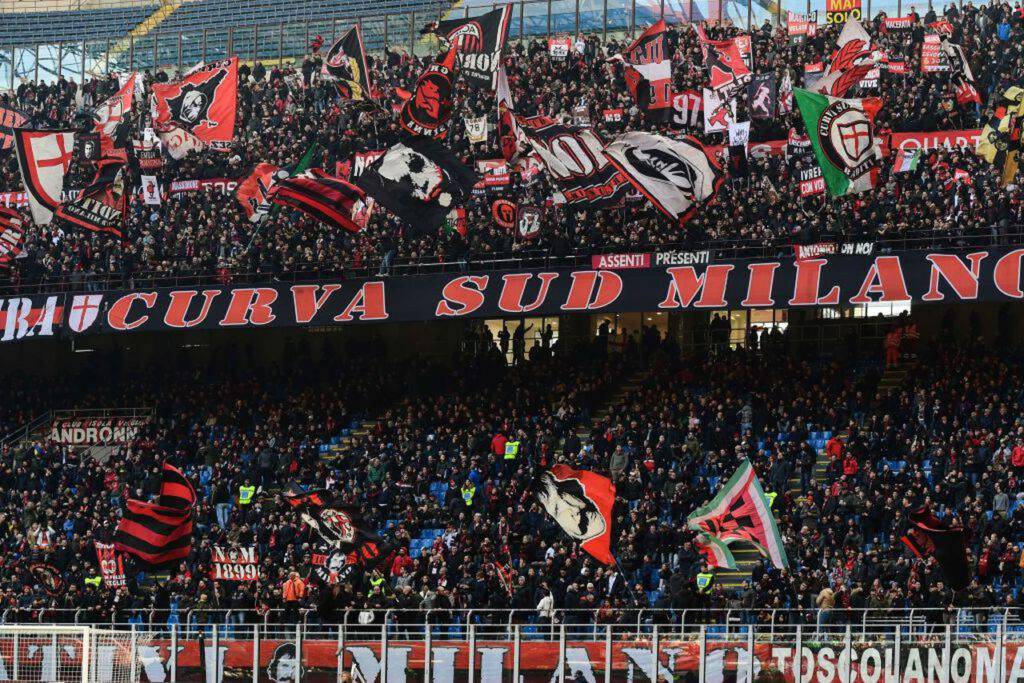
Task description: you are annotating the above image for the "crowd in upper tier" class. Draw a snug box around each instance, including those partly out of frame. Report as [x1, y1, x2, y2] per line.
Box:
[0, 313, 1023, 628]
[0, 1, 1022, 290]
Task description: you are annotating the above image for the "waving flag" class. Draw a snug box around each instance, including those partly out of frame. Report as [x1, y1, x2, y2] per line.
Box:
[399, 46, 458, 139]
[816, 20, 876, 97]
[604, 132, 724, 221]
[977, 86, 1024, 187]
[431, 5, 513, 88]
[794, 89, 882, 196]
[56, 160, 128, 237]
[114, 464, 196, 569]
[696, 25, 752, 97]
[495, 63, 524, 162]
[151, 58, 238, 159]
[13, 128, 76, 225]
[92, 74, 135, 161]
[687, 459, 788, 570]
[611, 20, 671, 110]
[534, 465, 616, 565]
[272, 168, 367, 233]
[0, 206, 25, 265]
[941, 40, 981, 105]
[323, 26, 373, 100]
[901, 506, 969, 590]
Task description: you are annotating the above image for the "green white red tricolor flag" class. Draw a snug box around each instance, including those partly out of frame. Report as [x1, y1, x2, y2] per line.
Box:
[687, 459, 789, 570]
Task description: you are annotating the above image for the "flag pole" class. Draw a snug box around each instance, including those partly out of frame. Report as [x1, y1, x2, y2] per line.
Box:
[613, 556, 640, 607]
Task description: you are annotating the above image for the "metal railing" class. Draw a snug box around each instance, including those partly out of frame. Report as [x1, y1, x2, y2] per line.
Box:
[0, 0, 970, 88]
[3, 613, 1024, 682]
[7, 607, 1022, 638]
[0, 406, 153, 446]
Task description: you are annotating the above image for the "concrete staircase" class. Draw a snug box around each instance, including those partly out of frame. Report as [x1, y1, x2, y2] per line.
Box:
[875, 360, 914, 400]
[320, 419, 380, 460]
[104, 0, 185, 68]
[715, 436, 835, 590]
[575, 370, 649, 443]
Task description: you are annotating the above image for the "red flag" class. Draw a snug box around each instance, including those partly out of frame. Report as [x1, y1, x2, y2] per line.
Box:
[151, 58, 238, 158]
[399, 47, 457, 139]
[534, 465, 616, 565]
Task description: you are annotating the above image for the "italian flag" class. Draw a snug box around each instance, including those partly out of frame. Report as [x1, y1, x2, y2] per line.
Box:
[793, 88, 883, 197]
[687, 459, 790, 570]
[893, 148, 920, 173]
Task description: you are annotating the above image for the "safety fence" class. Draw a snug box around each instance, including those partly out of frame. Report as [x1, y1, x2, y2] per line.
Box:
[0, 0, 967, 89]
[3, 617, 1024, 682]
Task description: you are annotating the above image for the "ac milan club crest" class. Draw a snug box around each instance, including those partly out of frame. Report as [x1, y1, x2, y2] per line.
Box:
[446, 22, 484, 51]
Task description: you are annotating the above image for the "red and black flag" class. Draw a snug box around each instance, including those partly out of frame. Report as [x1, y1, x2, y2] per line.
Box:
[114, 463, 196, 569]
[323, 25, 374, 100]
[283, 480, 331, 508]
[271, 168, 367, 233]
[533, 464, 616, 565]
[901, 506, 970, 590]
[0, 206, 25, 266]
[430, 5, 513, 88]
[0, 106, 29, 151]
[695, 25, 752, 97]
[56, 160, 127, 238]
[91, 74, 135, 162]
[151, 58, 238, 159]
[399, 46, 458, 139]
[236, 162, 288, 223]
[611, 20, 672, 111]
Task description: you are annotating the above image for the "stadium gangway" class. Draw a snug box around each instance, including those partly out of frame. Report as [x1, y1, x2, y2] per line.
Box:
[13, 606, 1023, 640]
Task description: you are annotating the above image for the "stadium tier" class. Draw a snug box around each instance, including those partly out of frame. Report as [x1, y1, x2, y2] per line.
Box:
[0, 0, 1022, 680]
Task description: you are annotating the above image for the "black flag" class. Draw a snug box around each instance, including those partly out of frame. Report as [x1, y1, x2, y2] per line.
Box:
[901, 507, 970, 591]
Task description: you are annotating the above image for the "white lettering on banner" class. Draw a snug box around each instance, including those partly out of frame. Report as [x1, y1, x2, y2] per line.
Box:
[841, 242, 875, 255]
[655, 251, 711, 266]
[591, 253, 652, 269]
[50, 417, 148, 445]
[0, 295, 59, 342]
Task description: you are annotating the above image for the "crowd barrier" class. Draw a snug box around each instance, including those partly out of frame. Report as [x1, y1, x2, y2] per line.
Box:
[3, 616, 1024, 682]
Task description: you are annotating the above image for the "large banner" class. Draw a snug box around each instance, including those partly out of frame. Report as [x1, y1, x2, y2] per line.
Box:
[209, 546, 259, 581]
[7, 247, 1024, 343]
[14, 636, 1024, 682]
[49, 416, 147, 445]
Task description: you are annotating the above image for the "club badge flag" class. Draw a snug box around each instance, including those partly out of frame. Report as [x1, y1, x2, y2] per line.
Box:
[323, 25, 373, 100]
[687, 459, 789, 570]
[604, 132, 724, 221]
[13, 129, 76, 225]
[432, 5, 513, 88]
[92, 73, 135, 160]
[94, 541, 126, 588]
[977, 86, 1024, 187]
[399, 46, 458, 139]
[534, 465, 616, 565]
[151, 58, 238, 159]
[141, 175, 162, 205]
[794, 88, 882, 196]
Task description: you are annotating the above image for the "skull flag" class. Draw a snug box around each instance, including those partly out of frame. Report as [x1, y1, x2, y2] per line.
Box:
[354, 137, 478, 234]
[687, 459, 789, 570]
[793, 88, 882, 197]
[399, 47, 458, 139]
[151, 58, 238, 159]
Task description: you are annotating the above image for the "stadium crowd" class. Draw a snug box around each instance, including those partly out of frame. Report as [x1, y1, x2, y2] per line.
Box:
[0, 1, 1022, 289]
[0, 317, 1023, 629]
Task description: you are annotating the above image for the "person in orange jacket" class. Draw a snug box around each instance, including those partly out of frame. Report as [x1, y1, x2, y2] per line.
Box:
[282, 571, 306, 623]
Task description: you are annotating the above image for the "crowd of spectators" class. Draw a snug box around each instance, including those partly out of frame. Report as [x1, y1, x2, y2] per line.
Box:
[0, 1, 1021, 290]
[0, 314, 1023, 630]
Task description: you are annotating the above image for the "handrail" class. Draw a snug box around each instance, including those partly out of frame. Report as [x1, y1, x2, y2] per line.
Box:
[1, 406, 154, 448]
[0, 410, 52, 448]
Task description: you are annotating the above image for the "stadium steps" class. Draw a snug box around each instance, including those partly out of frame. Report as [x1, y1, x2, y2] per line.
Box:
[105, 0, 186, 66]
[718, 432, 837, 590]
[320, 419, 380, 460]
[874, 360, 916, 400]
[574, 370, 649, 441]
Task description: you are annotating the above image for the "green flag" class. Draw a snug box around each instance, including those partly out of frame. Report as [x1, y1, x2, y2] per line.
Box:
[793, 88, 883, 197]
[292, 141, 318, 177]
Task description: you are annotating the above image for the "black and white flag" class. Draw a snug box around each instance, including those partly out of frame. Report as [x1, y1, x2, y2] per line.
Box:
[430, 5, 513, 88]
